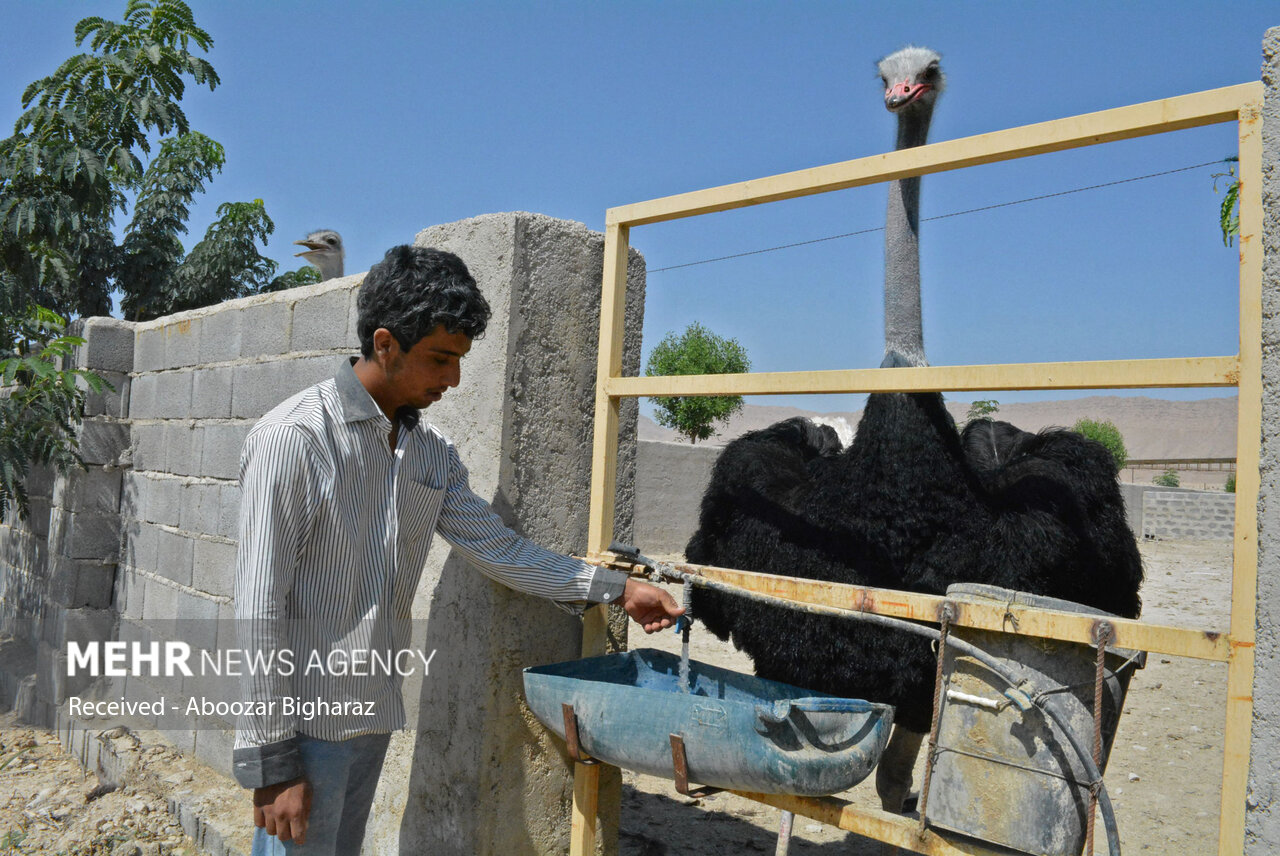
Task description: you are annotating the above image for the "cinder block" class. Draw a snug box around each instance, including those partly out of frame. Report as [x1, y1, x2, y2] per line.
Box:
[192, 367, 233, 419]
[155, 529, 194, 587]
[52, 467, 122, 516]
[131, 423, 166, 473]
[48, 556, 117, 609]
[50, 510, 121, 561]
[179, 482, 222, 535]
[135, 326, 167, 373]
[129, 374, 158, 419]
[239, 300, 291, 358]
[52, 607, 116, 649]
[192, 538, 236, 598]
[347, 295, 361, 351]
[78, 317, 137, 373]
[79, 370, 130, 419]
[78, 419, 131, 467]
[165, 422, 204, 476]
[144, 476, 183, 527]
[142, 576, 181, 621]
[199, 306, 243, 364]
[218, 485, 241, 540]
[234, 357, 341, 418]
[153, 370, 194, 419]
[291, 287, 352, 352]
[164, 318, 201, 368]
[115, 566, 146, 620]
[201, 423, 252, 481]
[193, 723, 235, 773]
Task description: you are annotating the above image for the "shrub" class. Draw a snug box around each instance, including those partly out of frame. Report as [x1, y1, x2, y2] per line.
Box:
[1225, 473, 1236, 493]
[645, 322, 750, 444]
[1154, 469, 1180, 488]
[1071, 418, 1128, 471]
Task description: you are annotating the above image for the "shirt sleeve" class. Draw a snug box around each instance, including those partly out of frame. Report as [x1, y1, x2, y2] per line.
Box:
[433, 440, 629, 614]
[231, 422, 319, 788]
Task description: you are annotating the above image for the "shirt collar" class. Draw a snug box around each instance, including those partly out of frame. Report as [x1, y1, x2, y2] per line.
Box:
[336, 357, 420, 432]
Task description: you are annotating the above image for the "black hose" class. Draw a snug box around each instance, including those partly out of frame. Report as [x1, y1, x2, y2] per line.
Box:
[683, 573, 1123, 856]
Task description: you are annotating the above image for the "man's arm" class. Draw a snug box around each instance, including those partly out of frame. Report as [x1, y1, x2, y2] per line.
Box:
[433, 441, 682, 630]
[232, 423, 319, 837]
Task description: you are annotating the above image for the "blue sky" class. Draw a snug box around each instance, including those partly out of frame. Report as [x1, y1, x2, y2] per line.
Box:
[3, 1, 1275, 410]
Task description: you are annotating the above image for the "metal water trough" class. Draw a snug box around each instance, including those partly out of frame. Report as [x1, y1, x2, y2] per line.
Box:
[925, 584, 1147, 856]
[523, 648, 894, 796]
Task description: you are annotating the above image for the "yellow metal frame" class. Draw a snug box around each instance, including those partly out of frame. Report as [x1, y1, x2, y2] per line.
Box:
[573, 82, 1264, 856]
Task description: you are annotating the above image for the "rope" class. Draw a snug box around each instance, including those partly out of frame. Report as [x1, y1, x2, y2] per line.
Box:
[1086, 621, 1116, 856]
[650, 159, 1229, 274]
[917, 601, 954, 830]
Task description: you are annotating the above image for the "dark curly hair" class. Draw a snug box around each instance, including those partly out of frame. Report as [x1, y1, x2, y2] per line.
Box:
[356, 245, 491, 357]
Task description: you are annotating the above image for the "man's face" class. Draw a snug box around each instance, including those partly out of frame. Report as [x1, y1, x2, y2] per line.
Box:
[382, 324, 473, 410]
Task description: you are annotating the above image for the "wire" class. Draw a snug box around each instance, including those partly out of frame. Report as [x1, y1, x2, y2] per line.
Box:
[649, 159, 1231, 274]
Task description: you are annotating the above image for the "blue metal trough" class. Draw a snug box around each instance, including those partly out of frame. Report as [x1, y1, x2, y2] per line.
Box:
[523, 649, 894, 796]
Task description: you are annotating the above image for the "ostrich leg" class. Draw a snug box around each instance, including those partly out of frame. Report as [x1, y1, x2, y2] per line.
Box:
[876, 726, 925, 813]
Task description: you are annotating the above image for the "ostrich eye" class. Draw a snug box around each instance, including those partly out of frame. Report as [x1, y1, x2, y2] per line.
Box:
[924, 64, 939, 79]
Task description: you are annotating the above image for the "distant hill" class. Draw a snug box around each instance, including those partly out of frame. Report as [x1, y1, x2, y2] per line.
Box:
[639, 395, 1238, 460]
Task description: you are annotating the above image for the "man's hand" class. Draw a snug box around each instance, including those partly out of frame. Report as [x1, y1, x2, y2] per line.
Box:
[253, 777, 312, 845]
[621, 579, 684, 633]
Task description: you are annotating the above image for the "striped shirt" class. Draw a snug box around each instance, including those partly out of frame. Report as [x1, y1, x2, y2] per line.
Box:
[231, 358, 627, 788]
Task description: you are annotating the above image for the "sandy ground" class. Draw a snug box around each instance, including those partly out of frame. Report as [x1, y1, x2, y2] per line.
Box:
[618, 539, 1232, 856]
[0, 540, 1232, 855]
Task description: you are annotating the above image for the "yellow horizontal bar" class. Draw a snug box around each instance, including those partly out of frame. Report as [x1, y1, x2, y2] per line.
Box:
[687, 563, 1233, 662]
[732, 792, 1008, 856]
[608, 83, 1260, 227]
[607, 356, 1239, 398]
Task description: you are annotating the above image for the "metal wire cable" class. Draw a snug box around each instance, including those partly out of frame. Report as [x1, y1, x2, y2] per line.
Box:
[650, 159, 1231, 274]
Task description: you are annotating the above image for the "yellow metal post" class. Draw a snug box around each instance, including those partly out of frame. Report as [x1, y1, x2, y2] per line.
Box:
[570, 222, 632, 856]
[1217, 95, 1264, 856]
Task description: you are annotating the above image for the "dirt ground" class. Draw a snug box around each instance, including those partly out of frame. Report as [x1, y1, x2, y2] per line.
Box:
[0, 540, 1232, 855]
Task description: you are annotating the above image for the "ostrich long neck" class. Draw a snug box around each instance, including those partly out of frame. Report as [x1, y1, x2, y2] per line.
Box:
[884, 102, 934, 367]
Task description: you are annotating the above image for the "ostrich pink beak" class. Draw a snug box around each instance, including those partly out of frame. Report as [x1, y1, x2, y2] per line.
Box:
[885, 80, 932, 111]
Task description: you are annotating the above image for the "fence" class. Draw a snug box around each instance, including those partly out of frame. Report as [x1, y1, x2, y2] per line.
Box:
[578, 79, 1266, 856]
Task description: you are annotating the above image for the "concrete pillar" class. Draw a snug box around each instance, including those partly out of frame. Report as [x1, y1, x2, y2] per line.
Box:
[1249, 25, 1280, 853]
[365, 213, 644, 855]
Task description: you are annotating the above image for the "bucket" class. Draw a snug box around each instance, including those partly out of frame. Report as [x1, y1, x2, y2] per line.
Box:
[523, 649, 894, 795]
[924, 584, 1145, 856]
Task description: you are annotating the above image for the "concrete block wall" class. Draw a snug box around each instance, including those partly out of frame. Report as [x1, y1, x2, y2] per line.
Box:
[118, 276, 359, 768]
[1141, 489, 1236, 540]
[634, 440, 721, 555]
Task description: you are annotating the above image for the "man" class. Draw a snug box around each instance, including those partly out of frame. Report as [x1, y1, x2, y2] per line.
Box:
[233, 245, 682, 854]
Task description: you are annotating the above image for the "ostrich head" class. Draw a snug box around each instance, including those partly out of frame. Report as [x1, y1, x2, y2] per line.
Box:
[294, 229, 345, 281]
[877, 46, 945, 115]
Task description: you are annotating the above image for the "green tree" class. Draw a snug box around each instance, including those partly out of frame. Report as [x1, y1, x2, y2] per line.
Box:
[645, 322, 751, 444]
[1072, 417, 1128, 472]
[966, 399, 999, 422]
[1, 306, 107, 519]
[0, 0, 284, 322]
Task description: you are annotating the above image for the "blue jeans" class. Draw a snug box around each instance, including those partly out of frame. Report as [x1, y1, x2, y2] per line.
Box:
[251, 732, 392, 856]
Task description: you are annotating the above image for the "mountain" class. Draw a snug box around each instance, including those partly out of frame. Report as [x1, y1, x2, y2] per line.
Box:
[639, 395, 1238, 460]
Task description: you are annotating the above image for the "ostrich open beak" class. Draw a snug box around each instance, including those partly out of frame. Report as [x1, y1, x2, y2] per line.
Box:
[885, 80, 932, 111]
[293, 238, 325, 258]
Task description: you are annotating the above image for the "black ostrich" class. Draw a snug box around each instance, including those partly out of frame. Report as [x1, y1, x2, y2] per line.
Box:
[685, 46, 1143, 812]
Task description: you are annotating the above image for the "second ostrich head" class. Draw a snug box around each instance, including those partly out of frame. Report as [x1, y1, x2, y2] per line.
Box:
[294, 229, 345, 281]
